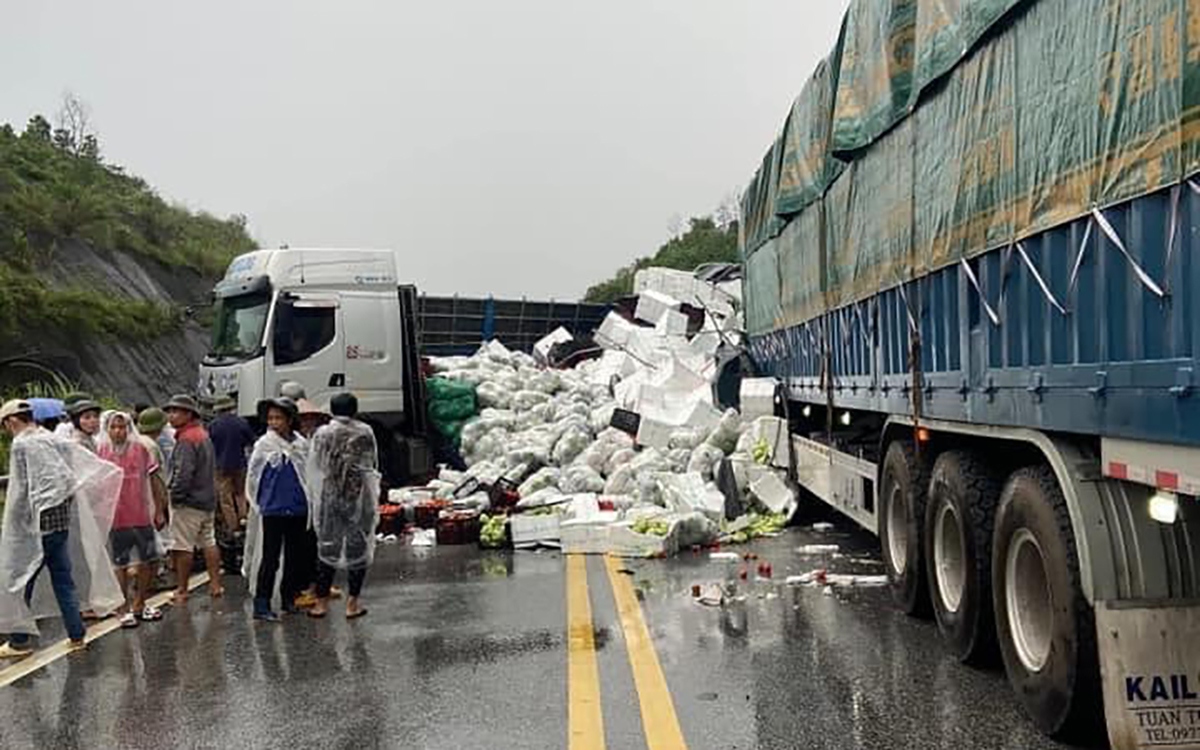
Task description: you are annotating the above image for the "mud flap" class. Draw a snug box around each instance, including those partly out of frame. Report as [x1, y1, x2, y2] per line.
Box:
[1097, 600, 1200, 750]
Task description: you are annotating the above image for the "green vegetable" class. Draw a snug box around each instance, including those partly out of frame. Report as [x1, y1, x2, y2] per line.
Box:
[479, 514, 508, 548]
[751, 437, 772, 465]
[631, 518, 671, 537]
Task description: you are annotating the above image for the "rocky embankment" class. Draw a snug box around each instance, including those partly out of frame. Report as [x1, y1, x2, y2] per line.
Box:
[4, 238, 216, 404]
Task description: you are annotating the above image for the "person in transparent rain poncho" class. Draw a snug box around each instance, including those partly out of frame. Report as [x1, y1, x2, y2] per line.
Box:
[304, 393, 380, 619]
[0, 400, 124, 657]
[96, 411, 168, 628]
[241, 398, 311, 623]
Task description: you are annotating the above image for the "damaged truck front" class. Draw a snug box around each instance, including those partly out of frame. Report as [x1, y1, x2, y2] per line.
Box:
[738, 0, 1200, 747]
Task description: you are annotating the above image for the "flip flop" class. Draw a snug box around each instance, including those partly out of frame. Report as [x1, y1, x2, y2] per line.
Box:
[346, 607, 368, 620]
[119, 613, 139, 629]
[306, 609, 328, 619]
[137, 606, 164, 622]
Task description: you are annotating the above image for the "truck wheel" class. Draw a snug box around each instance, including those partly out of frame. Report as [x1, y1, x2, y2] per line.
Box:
[924, 450, 1001, 665]
[992, 466, 1102, 741]
[879, 440, 931, 616]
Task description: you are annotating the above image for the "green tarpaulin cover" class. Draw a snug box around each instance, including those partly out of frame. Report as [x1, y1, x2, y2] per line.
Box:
[742, 0, 1200, 332]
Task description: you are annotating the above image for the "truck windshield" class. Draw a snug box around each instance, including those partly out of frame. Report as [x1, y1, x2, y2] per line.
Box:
[209, 290, 271, 359]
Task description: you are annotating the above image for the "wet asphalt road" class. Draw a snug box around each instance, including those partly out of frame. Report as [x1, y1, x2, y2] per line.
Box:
[0, 518, 1089, 750]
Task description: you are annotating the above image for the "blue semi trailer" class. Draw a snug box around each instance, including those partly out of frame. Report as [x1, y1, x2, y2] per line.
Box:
[739, 1, 1200, 746]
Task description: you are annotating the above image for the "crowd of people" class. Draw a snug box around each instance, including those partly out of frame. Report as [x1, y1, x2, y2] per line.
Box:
[0, 384, 382, 658]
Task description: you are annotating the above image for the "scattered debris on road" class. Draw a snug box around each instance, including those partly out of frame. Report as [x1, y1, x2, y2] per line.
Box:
[382, 267, 810, 558]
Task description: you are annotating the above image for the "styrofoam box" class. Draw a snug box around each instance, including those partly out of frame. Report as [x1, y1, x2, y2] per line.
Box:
[511, 514, 562, 549]
[608, 520, 679, 558]
[655, 309, 689, 336]
[636, 414, 674, 450]
[533, 327, 573, 363]
[739, 378, 777, 421]
[750, 471, 796, 515]
[634, 290, 681, 326]
[596, 312, 637, 348]
[747, 416, 790, 469]
[560, 518, 612, 554]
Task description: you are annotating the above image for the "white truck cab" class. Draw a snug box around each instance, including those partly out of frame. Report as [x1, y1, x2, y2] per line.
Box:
[198, 248, 429, 481]
[199, 247, 407, 416]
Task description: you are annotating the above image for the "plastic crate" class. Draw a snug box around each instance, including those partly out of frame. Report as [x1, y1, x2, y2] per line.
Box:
[510, 514, 562, 549]
[415, 500, 451, 529]
[435, 513, 481, 545]
[609, 408, 641, 435]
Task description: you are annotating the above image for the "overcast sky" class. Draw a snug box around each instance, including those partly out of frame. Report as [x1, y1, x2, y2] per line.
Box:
[2, 1, 849, 299]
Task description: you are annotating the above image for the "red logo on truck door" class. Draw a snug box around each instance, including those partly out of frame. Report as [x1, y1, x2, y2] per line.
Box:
[346, 345, 385, 361]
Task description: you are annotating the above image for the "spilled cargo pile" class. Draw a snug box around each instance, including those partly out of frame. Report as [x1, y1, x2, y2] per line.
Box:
[386, 266, 803, 557]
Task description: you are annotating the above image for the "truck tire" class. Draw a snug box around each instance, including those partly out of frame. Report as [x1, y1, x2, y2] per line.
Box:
[992, 466, 1102, 741]
[879, 440, 931, 617]
[924, 450, 1001, 665]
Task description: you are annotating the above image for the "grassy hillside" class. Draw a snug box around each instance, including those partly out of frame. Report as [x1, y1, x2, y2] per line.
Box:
[0, 114, 255, 350]
[584, 217, 738, 303]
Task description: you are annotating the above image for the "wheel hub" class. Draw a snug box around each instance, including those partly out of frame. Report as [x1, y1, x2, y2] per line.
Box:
[886, 484, 908, 573]
[934, 502, 966, 614]
[1006, 529, 1053, 673]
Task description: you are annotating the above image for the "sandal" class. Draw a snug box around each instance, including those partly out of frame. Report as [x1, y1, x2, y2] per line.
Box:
[137, 606, 164, 622]
[119, 612, 139, 629]
[346, 607, 368, 620]
[0, 642, 34, 659]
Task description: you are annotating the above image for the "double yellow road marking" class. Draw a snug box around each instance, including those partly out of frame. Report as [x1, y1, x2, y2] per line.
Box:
[567, 555, 687, 750]
[567, 556, 606, 750]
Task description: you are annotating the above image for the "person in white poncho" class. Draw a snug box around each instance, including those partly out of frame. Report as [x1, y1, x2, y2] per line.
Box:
[96, 410, 167, 628]
[242, 397, 311, 622]
[0, 400, 124, 657]
[305, 393, 380, 620]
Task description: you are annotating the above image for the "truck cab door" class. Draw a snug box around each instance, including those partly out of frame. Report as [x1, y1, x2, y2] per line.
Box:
[266, 293, 345, 407]
[341, 290, 403, 417]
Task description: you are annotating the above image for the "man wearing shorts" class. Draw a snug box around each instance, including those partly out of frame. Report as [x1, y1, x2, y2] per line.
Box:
[208, 396, 256, 544]
[163, 395, 223, 602]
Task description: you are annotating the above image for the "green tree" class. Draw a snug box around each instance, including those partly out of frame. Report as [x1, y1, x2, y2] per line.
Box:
[24, 115, 51, 142]
[584, 216, 739, 303]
